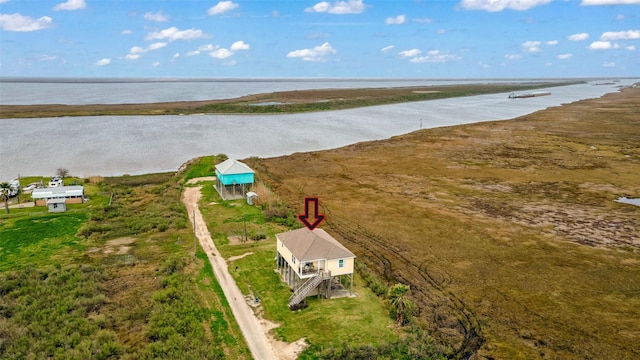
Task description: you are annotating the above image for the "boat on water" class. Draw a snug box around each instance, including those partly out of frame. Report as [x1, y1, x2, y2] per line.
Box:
[508, 91, 551, 99]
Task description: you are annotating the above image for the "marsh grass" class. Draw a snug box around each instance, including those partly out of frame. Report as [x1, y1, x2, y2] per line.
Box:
[181, 155, 218, 181]
[255, 88, 640, 359]
[1, 169, 251, 359]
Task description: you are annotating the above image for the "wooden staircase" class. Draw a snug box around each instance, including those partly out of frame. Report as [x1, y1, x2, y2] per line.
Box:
[288, 271, 330, 309]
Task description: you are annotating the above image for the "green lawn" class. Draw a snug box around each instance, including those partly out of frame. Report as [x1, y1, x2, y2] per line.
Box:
[196, 180, 400, 351]
[0, 212, 87, 271]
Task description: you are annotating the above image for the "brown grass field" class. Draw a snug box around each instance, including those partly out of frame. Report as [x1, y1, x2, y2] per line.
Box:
[247, 87, 640, 359]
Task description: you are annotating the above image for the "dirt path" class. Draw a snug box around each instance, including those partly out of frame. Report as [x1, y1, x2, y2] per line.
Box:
[182, 184, 278, 360]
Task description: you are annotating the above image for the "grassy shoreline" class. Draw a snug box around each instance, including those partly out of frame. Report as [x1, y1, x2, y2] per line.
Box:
[0, 82, 578, 118]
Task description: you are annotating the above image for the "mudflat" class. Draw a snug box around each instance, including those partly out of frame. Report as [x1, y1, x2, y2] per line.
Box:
[251, 87, 640, 359]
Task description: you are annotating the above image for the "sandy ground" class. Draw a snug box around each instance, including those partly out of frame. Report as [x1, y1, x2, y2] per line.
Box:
[182, 180, 306, 360]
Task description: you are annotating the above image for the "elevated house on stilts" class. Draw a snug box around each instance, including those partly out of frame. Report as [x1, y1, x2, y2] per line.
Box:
[275, 227, 356, 309]
[214, 159, 254, 200]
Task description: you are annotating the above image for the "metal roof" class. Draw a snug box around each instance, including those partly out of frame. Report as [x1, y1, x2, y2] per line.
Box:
[215, 159, 254, 175]
[31, 185, 84, 199]
[277, 227, 355, 262]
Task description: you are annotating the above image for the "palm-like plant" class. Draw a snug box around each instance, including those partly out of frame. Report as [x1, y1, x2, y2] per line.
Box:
[0, 182, 11, 214]
[388, 283, 414, 325]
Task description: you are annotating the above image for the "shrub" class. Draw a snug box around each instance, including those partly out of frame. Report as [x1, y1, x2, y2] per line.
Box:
[289, 302, 308, 311]
[250, 231, 266, 241]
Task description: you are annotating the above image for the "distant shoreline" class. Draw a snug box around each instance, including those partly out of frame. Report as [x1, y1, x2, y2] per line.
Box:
[1, 76, 624, 83]
[0, 81, 578, 119]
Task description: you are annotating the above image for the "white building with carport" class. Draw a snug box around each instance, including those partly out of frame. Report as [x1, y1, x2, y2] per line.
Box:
[31, 185, 84, 210]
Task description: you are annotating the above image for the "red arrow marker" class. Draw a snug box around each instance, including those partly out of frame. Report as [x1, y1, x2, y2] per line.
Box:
[298, 197, 325, 230]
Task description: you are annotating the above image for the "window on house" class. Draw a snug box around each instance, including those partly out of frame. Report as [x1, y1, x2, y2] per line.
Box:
[338, 259, 344, 268]
[292, 255, 296, 264]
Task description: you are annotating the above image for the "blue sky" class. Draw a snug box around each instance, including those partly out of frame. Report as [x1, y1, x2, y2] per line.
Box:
[1, 0, 639, 78]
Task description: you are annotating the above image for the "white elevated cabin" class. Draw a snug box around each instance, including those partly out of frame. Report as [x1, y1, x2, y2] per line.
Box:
[276, 227, 356, 308]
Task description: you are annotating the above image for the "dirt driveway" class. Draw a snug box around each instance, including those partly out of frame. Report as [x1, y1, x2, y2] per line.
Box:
[183, 180, 305, 360]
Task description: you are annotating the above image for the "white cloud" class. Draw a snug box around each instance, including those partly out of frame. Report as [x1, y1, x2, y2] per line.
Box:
[230, 40, 250, 51]
[130, 46, 145, 55]
[589, 41, 613, 50]
[399, 49, 422, 57]
[172, 53, 180, 59]
[602, 61, 616, 67]
[522, 40, 542, 53]
[568, 32, 589, 41]
[409, 50, 459, 63]
[95, 58, 110, 66]
[208, 1, 239, 16]
[144, 11, 169, 22]
[125, 43, 167, 60]
[146, 27, 206, 41]
[198, 44, 215, 51]
[546, 40, 558, 45]
[558, 53, 573, 59]
[0, 13, 54, 32]
[121, 29, 132, 35]
[381, 45, 395, 53]
[53, 0, 86, 11]
[600, 30, 640, 40]
[386, 15, 406, 25]
[437, 29, 446, 34]
[209, 48, 234, 59]
[287, 42, 337, 62]
[305, 0, 366, 14]
[0, 0, 11, 3]
[187, 41, 248, 59]
[504, 54, 522, 59]
[616, 14, 625, 20]
[627, 45, 636, 51]
[147, 42, 167, 51]
[460, 0, 551, 11]
[152, 61, 160, 67]
[582, 0, 640, 5]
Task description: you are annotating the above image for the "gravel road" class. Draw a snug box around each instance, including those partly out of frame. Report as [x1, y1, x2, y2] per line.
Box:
[183, 183, 277, 360]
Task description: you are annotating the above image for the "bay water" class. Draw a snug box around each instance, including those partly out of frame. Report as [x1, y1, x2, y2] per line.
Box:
[0, 78, 636, 178]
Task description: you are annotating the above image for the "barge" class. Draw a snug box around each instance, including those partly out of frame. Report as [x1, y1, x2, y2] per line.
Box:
[508, 91, 551, 99]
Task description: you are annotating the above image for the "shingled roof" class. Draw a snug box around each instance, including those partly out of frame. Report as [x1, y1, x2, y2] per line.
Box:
[277, 227, 355, 262]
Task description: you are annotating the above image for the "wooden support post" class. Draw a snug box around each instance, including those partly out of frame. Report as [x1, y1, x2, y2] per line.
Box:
[350, 273, 353, 295]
